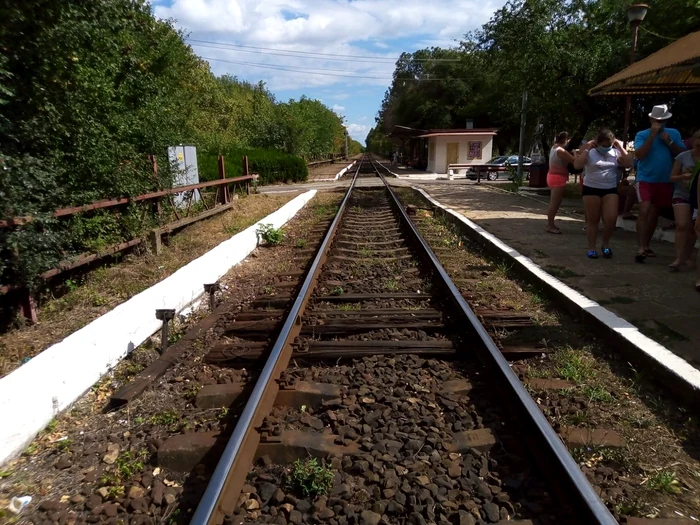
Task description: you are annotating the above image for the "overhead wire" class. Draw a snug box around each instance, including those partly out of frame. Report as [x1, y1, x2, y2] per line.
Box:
[201, 56, 471, 81]
[200, 56, 393, 79]
[187, 38, 464, 63]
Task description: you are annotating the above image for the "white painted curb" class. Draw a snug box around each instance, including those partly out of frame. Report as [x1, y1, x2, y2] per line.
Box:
[413, 186, 700, 395]
[0, 190, 317, 466]
[334, 161, 356, 181]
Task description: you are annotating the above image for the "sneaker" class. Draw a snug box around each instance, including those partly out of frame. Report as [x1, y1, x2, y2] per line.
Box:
[587, 250, 599, 259]
[602, 247, 613, 259]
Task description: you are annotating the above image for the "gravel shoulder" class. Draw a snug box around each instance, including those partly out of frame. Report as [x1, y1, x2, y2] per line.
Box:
[0, 191, 343, 525]
[395, 186, 700, 522]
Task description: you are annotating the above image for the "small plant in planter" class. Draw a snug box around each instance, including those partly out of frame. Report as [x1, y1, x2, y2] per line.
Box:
[257, 223, 284, 246]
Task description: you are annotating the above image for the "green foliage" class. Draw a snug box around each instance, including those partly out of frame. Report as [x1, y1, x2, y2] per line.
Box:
[290, 458, 334, 497]
[0, 1, 345, 294]
[256, 224, 284, 246]
[200, 148, 307, 185]
[368, 0, 700, 157]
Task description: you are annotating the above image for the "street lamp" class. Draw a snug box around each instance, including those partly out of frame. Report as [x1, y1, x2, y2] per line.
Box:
[622, 4, 649, 145]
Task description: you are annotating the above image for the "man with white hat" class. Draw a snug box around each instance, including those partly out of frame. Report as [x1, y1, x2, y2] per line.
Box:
[633, 104, 685, 263]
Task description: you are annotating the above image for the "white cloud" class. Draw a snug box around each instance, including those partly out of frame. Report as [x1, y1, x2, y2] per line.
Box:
[332, 104, 345, 113]
[155, 0, 507, 90]
[346, 123, 371, 143]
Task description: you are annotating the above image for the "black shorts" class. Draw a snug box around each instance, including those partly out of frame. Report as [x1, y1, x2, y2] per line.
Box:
[582, 185, 618, 197]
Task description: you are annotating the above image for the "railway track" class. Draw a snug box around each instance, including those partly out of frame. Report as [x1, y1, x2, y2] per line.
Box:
[187, 156, 616, 524]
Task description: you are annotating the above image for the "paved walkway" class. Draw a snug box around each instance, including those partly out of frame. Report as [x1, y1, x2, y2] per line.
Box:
[417, 183, 700, 368]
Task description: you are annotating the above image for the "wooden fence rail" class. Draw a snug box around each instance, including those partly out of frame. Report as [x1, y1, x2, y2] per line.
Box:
[1, 155, 254, 322]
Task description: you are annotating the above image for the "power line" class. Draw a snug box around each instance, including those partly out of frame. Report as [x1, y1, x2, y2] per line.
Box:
[202, 56, 474, 82]
[188, 38, 463, 63]
[201, 56, 393, 79]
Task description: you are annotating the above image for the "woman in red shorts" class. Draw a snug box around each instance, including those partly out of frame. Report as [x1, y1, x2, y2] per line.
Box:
[546, 132, 576, 234]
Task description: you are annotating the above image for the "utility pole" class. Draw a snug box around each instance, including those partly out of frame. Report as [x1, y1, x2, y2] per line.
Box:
[517, 91, 528, 183]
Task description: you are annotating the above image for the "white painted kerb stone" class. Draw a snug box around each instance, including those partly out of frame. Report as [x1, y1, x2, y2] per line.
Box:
[0, 190, 317, 466]
[335, 161, 356, 180]
[414, 187, 700, 394]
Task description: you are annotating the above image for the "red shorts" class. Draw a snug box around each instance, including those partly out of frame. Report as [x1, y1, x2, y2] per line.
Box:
[636, 182, 673, 207]
[547, 173, 568, 188]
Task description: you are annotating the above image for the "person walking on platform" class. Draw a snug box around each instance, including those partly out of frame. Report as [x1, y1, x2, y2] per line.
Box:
[669, 130, 700, 272]
[545, 132, 576, 234]
[573, 129, 633, 259]
[633, 104, 685, 263]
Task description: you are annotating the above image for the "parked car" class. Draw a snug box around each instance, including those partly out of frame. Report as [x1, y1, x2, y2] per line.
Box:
[467, 155, 532, 181]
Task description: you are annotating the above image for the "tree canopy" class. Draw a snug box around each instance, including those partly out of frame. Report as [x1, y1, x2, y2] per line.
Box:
[0, 0, 352, 287]
[368, 0, 700, 156]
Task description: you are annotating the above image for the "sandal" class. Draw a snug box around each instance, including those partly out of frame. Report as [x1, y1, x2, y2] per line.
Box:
[635, 251, 647, 263]
[546, 227, 562, 234]
[602, 247, 613, 259]
[644, 249, 656, 258]
[668, 263, 680, 272]
[587, 250, 599, 259]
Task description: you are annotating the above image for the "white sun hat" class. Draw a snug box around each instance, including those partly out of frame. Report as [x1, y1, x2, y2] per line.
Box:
[648, 104, 672, 120]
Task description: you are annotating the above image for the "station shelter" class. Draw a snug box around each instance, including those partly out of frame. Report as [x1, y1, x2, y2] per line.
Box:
[389, 126, 498, 174]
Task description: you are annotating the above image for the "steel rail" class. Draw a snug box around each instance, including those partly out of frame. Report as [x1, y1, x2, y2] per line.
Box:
[372, 158, 617, 524]
[190, 158, 364, 525]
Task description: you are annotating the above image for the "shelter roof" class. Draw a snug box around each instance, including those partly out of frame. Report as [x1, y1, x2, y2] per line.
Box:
[589, 31, 700, 96]
[417, 128, 498, 138]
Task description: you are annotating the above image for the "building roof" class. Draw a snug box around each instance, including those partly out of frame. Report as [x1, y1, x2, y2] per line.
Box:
[589, 30, 700, 96]
[418, 128, 498, 138]
[389, 125, 427, 138]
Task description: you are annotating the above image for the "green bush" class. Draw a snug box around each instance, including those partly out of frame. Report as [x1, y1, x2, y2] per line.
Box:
[199, 148, 308, 186]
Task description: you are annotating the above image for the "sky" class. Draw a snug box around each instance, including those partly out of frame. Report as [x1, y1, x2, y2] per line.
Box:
[151, 0, 507, 145]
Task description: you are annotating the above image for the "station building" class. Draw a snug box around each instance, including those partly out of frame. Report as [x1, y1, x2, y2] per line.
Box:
[389, 125, 498, 175]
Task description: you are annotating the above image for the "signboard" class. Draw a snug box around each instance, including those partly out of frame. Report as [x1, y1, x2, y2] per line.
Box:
[167, 145, 201, 207]
[468, 141, 482, 160]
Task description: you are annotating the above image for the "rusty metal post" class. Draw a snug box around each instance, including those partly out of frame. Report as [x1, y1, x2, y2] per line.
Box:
[242, 156, 249, 178]
[204, 283, 220, 311]
[622, 19, 642, 146]
[155, 309, 175, 354]
[149, 155, 163, 221]
[218, 156, 229, 205]
[19, 289, 38, 324]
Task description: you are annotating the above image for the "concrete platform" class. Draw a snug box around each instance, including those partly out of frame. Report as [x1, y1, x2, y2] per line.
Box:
[415, 183, 700, 369]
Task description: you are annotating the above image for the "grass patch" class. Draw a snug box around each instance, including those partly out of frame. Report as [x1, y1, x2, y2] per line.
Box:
[337, 303, 361, 311]
[150, 410, 180, 427]
[331, 286, 345, 296]
[646, 471, 681, 494]
[544, 265, 582, 279]
[256, 224, 285, 246]
[289, 458, 334, 497]
[552, 347, 595, 383]
[385, 279, 399, 291]
[581, 384, 614, 403]
[571, 445, 634, 470]
[533, 249, 549, 259]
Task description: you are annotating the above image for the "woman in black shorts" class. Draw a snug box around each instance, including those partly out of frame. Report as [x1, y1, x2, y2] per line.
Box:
[573, 129, 634, 259]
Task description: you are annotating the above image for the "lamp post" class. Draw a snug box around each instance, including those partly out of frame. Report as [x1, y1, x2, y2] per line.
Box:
[622, 3, 649, 145]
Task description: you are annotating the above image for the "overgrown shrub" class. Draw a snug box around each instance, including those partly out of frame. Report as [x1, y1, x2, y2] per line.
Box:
[200, 148, 308, 185]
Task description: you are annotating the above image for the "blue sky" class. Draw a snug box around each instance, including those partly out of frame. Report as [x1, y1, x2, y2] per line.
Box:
[152, 0, 507, 144]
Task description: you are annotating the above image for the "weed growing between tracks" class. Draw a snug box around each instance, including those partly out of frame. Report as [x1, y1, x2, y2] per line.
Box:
[0, 193, 298, 379]
[0, 191, 345, 525]
[395, 186, 700, 521]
